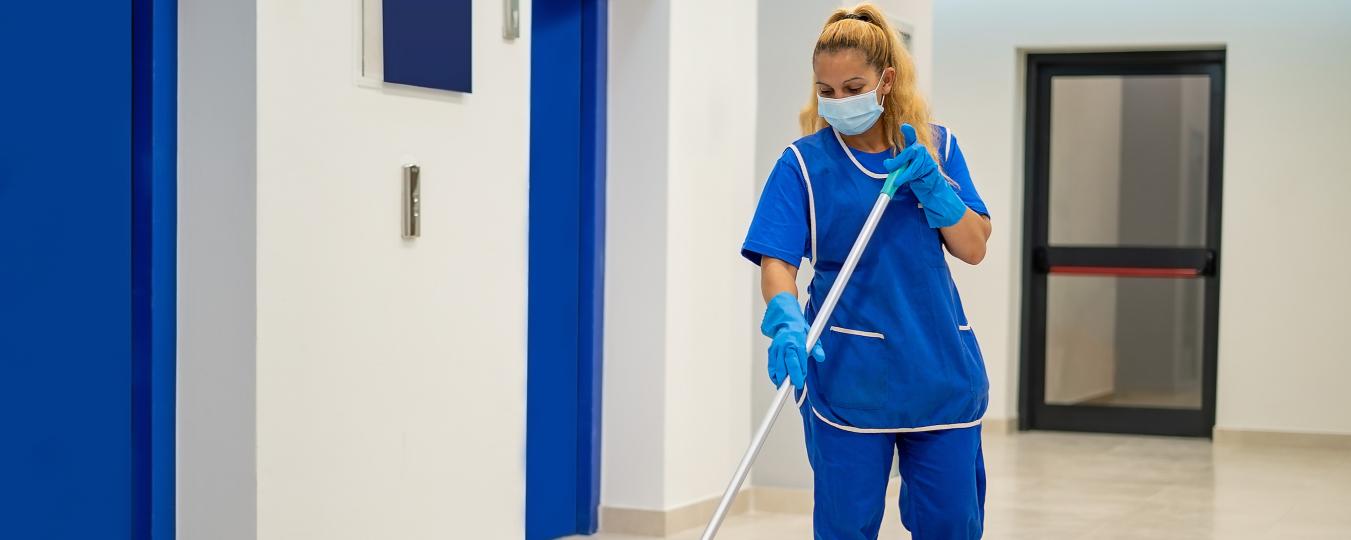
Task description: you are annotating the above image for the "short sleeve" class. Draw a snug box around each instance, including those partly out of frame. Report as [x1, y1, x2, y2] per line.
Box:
[938, 128, 990, 218]
[741, 149, 812, 267]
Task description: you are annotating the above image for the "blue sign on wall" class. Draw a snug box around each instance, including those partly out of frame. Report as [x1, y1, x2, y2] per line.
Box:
[383, 0, 472, 93]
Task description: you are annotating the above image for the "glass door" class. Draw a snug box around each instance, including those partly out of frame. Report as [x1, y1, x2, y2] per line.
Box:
[1020, 51, 1225, 437]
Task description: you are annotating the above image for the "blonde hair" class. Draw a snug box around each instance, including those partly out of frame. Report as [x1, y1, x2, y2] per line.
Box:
[800, 3, 939, 163]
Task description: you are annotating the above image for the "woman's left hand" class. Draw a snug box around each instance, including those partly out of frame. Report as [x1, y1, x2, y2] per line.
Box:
[884, 123, 969, 229]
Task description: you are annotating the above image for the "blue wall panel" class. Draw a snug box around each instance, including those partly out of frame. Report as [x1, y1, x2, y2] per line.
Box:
[577, 0, 608, 530]
[0, 1, 134, 538]
[132, 0, 178, 537]
[528, 0, 582, 535]
[1, 1, 175, 538]
[527, 0, 607, 537]
[383, 0, 473, 92]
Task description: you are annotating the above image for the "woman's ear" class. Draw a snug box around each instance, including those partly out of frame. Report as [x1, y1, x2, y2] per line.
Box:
[879, 66, 896, 96]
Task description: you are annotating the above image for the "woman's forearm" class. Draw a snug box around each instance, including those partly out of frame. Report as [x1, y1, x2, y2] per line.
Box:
[760, 256, 800, 303]
[939, 210, 992, 265]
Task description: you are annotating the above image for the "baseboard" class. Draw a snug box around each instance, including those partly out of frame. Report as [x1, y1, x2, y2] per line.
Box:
[603, 481, 896, 535]
[1213, 427, 1351, 450]
[981, 417, 1018, 435]
[600, 485, 810, 536]
[600, 490, 752, 537]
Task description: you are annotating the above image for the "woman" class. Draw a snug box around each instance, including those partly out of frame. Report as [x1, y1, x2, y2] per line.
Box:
[740, 4, 992, 539]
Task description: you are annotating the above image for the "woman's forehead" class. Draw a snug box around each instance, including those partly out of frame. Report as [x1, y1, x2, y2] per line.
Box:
[814, 50, 875, 84]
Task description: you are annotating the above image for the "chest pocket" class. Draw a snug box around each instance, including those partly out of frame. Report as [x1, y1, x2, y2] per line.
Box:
[873, 195, 948, 270]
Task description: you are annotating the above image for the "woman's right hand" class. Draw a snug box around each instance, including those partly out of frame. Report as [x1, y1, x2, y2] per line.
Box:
[761, 292, 826, 390]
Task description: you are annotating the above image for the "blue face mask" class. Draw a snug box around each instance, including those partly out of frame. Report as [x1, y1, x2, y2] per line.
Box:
[817, 78, 884, 136]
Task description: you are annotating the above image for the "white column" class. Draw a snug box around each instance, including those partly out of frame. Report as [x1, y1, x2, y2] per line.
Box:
[604, 0, 759, 513]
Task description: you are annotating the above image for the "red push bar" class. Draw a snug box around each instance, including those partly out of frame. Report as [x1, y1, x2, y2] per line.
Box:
[1048, 266, 1200, 278]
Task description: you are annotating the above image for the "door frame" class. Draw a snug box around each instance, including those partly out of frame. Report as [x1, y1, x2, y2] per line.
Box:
[131, 0, 177, 536]
[1018, 50, 1225, 438]
[526, 0, 607, 537]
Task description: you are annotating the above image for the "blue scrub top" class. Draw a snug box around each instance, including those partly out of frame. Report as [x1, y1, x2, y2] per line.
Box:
[742, 124, 990, 432]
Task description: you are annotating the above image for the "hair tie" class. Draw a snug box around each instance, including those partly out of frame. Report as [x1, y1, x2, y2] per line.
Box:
[842, 12, 870, 22]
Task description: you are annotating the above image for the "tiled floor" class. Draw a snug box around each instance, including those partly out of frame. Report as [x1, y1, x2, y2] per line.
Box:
[573, 430, 1351, 539]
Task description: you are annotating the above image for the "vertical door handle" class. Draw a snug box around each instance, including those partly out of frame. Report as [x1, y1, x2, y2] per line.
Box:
[403, 164, 420, 239]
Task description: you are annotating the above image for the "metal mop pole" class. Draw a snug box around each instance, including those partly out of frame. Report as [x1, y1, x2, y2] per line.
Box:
[700, 170, 908, 540]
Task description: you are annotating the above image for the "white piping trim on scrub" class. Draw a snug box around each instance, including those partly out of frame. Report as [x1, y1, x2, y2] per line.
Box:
[936, 125, 960, 189]
[958, 324, 973, 331]
[835, 125, 959, 190]
[812, 407, 984, 433]
[943, 126, 954, 161]
[787, 144, 818, 264]
[832, 128, 888, 180]
[829, 326, 886, 340]
[798, 293, 812, 409]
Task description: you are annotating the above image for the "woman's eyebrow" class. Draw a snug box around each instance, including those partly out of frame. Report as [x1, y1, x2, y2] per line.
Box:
[816, 77, 867, 86]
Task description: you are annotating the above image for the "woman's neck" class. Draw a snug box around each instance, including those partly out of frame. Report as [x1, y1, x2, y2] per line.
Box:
[839, 122, 891, 153]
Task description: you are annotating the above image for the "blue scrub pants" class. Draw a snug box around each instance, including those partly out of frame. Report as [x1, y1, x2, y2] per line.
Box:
[802, 411, 985, 540]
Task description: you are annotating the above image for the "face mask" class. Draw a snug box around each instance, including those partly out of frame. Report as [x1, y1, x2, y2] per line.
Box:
[817, 78, 884, 136]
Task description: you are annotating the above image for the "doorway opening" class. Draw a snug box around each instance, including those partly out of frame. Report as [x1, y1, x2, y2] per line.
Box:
[1019, 50, 1225, 437]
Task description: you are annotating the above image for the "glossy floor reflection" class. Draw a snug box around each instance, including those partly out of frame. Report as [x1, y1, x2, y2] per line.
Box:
[574, 430, 1351, 539]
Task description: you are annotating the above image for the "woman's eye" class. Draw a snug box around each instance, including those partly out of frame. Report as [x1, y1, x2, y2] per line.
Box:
[846, 87, 863, 94]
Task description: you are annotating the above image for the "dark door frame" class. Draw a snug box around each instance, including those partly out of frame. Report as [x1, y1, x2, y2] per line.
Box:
[1019, 50, 1226, 438]
[526, 0, 607, 537]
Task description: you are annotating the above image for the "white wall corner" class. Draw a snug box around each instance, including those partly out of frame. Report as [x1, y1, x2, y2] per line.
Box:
[604, 0, 760, 512]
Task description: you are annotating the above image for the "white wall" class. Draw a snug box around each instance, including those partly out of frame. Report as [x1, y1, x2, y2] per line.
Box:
[604, 0, 758, 512]
[664, 0, 759, 509]
[604, 0, 671, 511]
[933, 0, 1351, 433]
[253, 1, 531, 538]
[177, 0, 256, 537]
[868, 0, 934, 97]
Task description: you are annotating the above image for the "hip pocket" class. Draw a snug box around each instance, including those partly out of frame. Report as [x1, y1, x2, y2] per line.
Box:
[814, 326, 889, 410]
[957, 325, 990, 393]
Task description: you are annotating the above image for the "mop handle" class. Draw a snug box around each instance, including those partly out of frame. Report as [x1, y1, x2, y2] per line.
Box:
[700, 168, 907, 540]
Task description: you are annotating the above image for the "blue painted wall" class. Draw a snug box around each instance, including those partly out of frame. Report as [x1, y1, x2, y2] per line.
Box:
[577, 0, 608, 530]
[132, 0, 178, 536]
[527, 0, 607, 537]
[0, 2, 134, 537]
[0, 1, 174, 537]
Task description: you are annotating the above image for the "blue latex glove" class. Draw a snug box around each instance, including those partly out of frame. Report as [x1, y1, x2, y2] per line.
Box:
[761, 292, 825, 390]
[884, 123, 969, 229]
